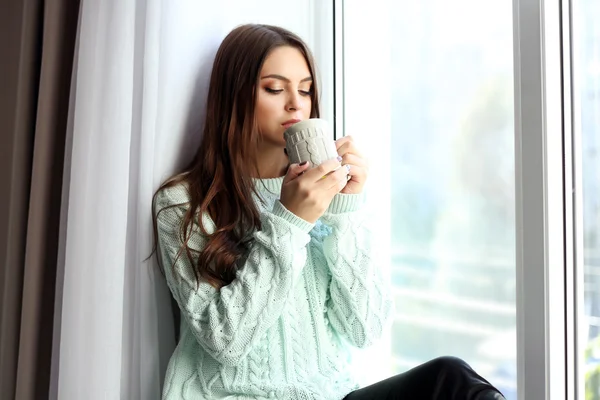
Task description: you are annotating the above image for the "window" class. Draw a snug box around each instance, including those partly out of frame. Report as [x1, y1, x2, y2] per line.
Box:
[341, 1, 516, 398]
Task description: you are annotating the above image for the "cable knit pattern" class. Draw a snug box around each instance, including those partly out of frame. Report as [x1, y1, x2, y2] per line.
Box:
[320, 202, 393, 349]
[155, 177, 393, 400]
[305, 139, 322, 166]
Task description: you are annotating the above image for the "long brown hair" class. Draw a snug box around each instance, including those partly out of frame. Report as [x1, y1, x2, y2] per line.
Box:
[151, 24, 321, 288]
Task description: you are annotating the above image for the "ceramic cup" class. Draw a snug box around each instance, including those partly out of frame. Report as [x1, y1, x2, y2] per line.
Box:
[284, 118, 338, 168]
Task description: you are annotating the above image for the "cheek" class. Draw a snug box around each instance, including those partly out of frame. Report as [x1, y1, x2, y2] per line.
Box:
[255, 98, 274, 126]
[305, 99, 313, 117]
[256, 95, 279, 117]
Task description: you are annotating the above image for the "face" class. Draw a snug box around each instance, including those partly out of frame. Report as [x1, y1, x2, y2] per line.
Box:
[255, 46, 313, 148]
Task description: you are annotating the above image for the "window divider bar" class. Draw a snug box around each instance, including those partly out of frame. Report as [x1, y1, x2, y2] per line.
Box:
[561, 0, 577, 397]
[513, 0, 569, 398]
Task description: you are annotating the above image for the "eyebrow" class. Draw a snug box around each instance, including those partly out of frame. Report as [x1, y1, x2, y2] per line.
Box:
[260, 74, 313, 83]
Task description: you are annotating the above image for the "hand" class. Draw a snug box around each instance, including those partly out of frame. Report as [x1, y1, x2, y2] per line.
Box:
[335, 136, 369, 194]
[280, 157, 350, 223]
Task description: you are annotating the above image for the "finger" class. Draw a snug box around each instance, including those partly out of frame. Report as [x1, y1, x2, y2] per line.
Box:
[340, 153, 368, 169]
[345, 164, 367, 183]
[283, 161, 310, 185]
[302, 156, 343, 182]
[322, 164, 352, 191]
[336, 140, 363, 158]
[335, 135, 354, 150]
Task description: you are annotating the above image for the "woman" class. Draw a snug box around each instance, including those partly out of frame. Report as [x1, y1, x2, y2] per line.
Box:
[152, 23, 505, 400]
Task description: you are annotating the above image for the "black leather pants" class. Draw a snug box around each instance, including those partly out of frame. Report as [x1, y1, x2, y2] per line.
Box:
[343, 356, 506, 400]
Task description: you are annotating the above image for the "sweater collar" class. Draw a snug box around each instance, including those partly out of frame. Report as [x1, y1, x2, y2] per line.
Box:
[252, 176, 285, 195]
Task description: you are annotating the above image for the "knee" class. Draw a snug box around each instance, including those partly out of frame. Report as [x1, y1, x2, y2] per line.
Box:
[429, 356, 472, 372]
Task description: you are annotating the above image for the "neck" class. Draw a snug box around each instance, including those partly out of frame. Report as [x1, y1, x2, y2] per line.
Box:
[253, 143, 289, 179]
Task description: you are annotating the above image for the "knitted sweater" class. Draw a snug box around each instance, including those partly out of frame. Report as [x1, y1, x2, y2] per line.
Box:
[155, 176, 393, 400]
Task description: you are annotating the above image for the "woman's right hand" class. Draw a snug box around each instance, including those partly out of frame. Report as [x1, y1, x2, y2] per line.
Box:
[280, 157, 350, 224]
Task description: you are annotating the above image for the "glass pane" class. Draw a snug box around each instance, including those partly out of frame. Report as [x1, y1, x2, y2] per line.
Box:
[343, 1, 517, 398]
[575, 0, 600, 398]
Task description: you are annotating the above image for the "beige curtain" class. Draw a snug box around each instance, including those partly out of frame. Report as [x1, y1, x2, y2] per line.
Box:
[0, 0, 79, 398]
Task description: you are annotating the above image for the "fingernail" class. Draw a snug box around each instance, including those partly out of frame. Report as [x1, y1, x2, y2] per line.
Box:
[345, 164, 351, 172]
[299, 161, 309, 166]
[336, 156, 343, 162]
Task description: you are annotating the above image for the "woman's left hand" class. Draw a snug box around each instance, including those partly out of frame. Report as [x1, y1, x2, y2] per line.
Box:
[335, 136, 369, 195]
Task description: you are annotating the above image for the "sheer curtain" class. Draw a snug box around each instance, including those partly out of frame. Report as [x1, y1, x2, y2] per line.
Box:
[51, 1, 320, 399]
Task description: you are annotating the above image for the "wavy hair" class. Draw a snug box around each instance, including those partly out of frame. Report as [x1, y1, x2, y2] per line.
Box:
[151, 24, 320, 288]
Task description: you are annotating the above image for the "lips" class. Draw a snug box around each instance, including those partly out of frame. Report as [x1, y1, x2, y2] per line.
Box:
[282, 119, 301, 129]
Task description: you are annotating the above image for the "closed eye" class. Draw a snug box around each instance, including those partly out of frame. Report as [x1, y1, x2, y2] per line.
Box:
[265, 88, 283, 94]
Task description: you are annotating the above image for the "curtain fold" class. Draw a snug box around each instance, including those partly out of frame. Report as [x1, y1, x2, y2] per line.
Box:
[16, 1, 80, 399]
[0, 0, 79, 399]
[0, 0, 41, 396]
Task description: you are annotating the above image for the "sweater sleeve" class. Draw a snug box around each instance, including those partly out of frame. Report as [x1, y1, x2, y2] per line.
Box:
[319, 193, 394, 348]
[154, 186, 314, 367]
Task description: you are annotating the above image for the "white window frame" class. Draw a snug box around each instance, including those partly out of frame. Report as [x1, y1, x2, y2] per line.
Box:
[308, 0, 335, 126]
[513, 0, 579, 397]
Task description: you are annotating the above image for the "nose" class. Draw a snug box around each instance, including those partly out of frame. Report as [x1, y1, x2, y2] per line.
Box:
[285, 91, 304, 112]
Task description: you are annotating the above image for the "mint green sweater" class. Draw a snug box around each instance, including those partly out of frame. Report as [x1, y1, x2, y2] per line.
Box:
[155, 176, 393, 400]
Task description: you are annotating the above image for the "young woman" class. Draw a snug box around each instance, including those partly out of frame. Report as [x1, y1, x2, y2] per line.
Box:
[152, 24, 505, 400]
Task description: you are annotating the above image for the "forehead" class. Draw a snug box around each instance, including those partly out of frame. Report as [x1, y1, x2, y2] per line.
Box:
[261, 46, 311, 77]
